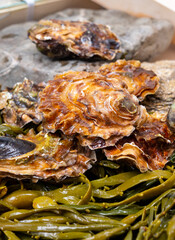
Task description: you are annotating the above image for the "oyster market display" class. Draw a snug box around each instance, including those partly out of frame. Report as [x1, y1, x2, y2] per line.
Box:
[28, 20, 120, 60]
[0, 60, 174, 180]
[0, 9, 175, 240]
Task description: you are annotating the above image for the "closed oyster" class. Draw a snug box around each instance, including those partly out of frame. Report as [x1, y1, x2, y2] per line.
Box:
[104, 113, 175, 172]
[0, 79, 44, 127]
[28, 20, 120, 60]
[99, 60, 159, 101]
[39, 71, 144, 149]
[0, 130, 95, 181]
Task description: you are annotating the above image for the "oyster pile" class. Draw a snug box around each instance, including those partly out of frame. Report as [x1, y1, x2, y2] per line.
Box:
[39, 70, 143, 148]
[0, 60, 174, 181]
[28, 20, 120, 60]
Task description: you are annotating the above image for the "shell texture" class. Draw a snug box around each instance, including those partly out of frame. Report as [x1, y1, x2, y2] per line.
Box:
[39, 71, 144, 149]
[0, 79, 44, 127]
[28, 20, 120, 60]
[0, 130, 95, 181]
[99, 60, 159, 101]
[104, 113, 175, 172]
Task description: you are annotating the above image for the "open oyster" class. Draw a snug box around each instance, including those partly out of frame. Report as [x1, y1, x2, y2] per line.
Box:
[28, 20, 120, 60]
[99, 60, 159, 101]
[0, 130, 95, 181]
[39, 71, 145, 149]
[0, 79, 44, 127]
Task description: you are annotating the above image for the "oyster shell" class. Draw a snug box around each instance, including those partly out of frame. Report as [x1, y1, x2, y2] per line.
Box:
[99, 60, 159, 101]
[28, 20, 120, 60]
[39, 71, 144, 149]
[0, 79, 44, 127]
[0, 130, 95, 181]
[104, 113, 175, 171]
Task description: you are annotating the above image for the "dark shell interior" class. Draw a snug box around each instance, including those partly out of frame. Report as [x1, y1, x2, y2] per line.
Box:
[0, 137, 36, 159]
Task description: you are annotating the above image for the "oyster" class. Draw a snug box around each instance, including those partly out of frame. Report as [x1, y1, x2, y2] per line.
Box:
[104, 113, 175, 171]
[0, 79, 44, 127]
[28, 20, 120, 60]
[39, 71, 145, 149]
[0, 130, 95, 181]
[99, 60, 159, 101]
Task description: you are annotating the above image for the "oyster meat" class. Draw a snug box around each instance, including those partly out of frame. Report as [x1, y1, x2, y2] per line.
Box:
[28, 20, 120, 60]
[0, 130, 95, 181]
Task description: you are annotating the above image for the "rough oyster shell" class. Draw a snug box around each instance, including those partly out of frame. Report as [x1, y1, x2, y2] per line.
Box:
[28, 20, 120, 60]
[0, 79, 44, 127]
[104, 113, 175, 172]
[99, 60, 159, 101]
[0, 130, 96, 181]
[39, 71, 143, 149]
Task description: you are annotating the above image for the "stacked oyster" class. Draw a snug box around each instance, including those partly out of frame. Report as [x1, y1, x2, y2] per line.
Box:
[0, 59, 174, 181]
[38, 60, 174, 173]
[0, 20, 174, 181]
